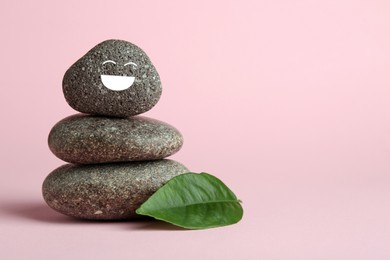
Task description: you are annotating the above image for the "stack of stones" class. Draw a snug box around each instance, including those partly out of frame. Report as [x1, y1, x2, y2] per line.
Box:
[42, 40, 188, 220]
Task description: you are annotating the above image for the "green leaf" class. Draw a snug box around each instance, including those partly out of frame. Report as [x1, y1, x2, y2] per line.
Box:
[135, 173, 243, 229]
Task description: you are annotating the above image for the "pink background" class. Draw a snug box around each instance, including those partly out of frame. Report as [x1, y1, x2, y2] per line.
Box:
[1, 0, 389, 259]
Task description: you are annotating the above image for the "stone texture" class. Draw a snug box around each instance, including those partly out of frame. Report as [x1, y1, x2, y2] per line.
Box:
[63, 39, 162, 117]
[48, 114, 183, 164]
[42, 160, 189, 220]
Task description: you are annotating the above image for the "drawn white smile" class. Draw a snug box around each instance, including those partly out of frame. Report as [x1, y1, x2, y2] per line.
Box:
[100, 75, 135, 91]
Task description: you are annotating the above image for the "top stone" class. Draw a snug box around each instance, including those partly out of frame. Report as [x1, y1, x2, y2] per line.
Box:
[63, 39, 162, 117]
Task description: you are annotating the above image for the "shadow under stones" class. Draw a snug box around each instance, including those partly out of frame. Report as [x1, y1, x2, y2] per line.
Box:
[1, 200, 85, 224]
[1, 200, 188, 231]
[128, 217, 188, 231]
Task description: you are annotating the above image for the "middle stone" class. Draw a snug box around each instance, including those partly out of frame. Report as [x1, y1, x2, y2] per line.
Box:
[48, 114, 183, 164]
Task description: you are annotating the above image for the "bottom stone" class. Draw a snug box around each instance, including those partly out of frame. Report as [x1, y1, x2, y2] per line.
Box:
[42, 159, 188, 220]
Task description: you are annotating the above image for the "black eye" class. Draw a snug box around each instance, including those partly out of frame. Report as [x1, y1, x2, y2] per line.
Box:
[124, 61, 137, 67]
[102, 60, 116, 66]
[124, 61, 137, 74]
[102, 60, 116, 74]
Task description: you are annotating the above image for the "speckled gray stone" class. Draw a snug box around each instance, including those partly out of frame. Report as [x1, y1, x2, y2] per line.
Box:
[48, 114, 183, 164]
[63, 39, 162, 117]
[42, 160, 188, 220]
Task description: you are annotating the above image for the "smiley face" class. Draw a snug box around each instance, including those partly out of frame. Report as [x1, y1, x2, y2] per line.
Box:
[63, 39, 162, 117]
[100, 60, 138, 91]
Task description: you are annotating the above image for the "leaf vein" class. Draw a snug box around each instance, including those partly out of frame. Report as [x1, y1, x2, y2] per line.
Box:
[146, 199, 241, 211]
